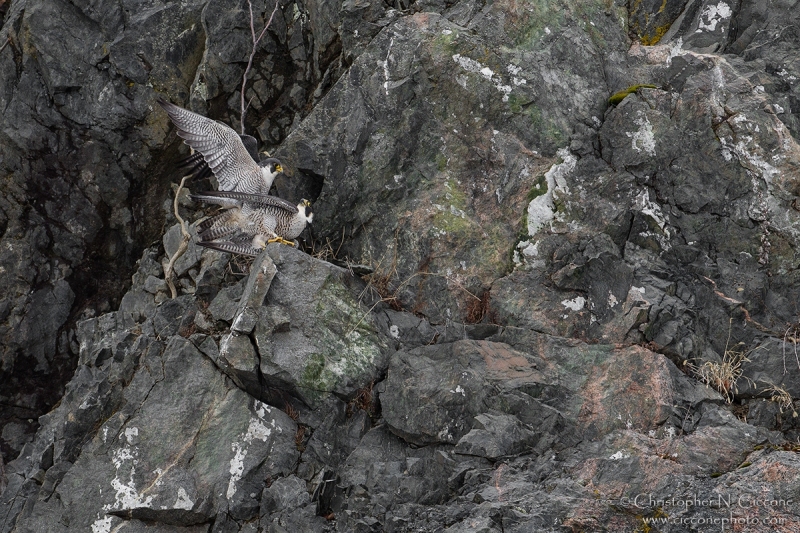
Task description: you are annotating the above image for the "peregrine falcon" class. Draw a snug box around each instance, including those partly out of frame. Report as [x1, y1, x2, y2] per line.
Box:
[158, 98, 283, 194]
[192, 191, 313, 255]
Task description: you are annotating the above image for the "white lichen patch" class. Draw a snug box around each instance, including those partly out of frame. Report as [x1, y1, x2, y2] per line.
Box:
[226, 401, 275, 500]
[634, 189, 669, 236]
[452, 54, 513, 101]
[526, 148, 576, 238]
[124, 427, 138, 444]
[626, 112, 656, 156]
[507, 64, 527, 86]
[382, 37, 394, 96]
[450, 385, 466, 396]
[607, 292, 619, 308]
[103, 426, 157, 513]
[561, 296, 586, 311]
[227, 442, 247, 500]
[91, 516, 113, 533]
[111, 446, 135, 469]
[514, 240, 539, 268]
[776, 68, 798, 82]
[696, 2, 732, 33]
[389, 325, 400, 339]
[174, 487, 194, 510]
[107, 475, 155, 510]
[609, 450, 630, 460]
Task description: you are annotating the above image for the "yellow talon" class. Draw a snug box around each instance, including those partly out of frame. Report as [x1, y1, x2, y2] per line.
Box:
[267, 236, 296, 247]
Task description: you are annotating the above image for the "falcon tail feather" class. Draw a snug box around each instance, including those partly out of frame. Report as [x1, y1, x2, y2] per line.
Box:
[190, 193, 242, 209]
[197, 240, 260, 256]
[196, 210, 241, 241]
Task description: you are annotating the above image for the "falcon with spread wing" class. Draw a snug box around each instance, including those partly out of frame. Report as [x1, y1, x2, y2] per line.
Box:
[159, 99, 283, 194]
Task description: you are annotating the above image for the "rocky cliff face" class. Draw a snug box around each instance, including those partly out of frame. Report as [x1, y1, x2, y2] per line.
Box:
[1, 0, 800, 532]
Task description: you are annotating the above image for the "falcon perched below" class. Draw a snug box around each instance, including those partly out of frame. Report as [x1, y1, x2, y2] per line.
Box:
[158, 98, 283, 194]
[191, 191, 313, 256]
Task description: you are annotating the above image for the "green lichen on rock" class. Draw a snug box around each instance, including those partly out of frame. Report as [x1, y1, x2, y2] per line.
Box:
[433, 28, 459, 54]
[608, 84, 658, 105]
[640, 22, 672, 45]
[527, 105, 567, 146]
[511, 0, 608, 49]
[507, 93, 530, 114]
[628, 0, 684, 46]
[430, 177, 473, 235]
[436, 153, 448, 171]
[298, 278, 386, 400]
[527, 174, 549, 201]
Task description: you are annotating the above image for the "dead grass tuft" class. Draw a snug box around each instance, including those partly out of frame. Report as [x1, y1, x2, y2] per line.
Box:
[294, 425, 306, 452]
[346, 381, 377, 419]
[685, 319, 755, 403]
[763, 382, 798, 418]
[228, 254, 255, 277]
[464, 290, 492, 324]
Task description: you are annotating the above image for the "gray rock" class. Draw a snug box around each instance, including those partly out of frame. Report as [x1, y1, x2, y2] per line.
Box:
[4, 334, 299, 531]
[231, 252, 278, 334]
[208, 281, 246, 324]
[143, 275, 168, 295]
[252, 245, 390, 407]
[0, 0, 212, 459]
[276, 5, 627, 323]
[454, 412, 539, 460]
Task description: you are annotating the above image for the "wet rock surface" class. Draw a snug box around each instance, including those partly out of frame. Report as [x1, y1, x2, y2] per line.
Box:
[2, 0, 800, 532]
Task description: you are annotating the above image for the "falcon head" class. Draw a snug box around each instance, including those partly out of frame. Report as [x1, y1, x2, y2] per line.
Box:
[298, 199, 314, 224]
[259, 157, 284, 186]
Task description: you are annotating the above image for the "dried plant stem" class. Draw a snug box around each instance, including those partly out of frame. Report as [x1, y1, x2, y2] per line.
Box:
[164, 175, 191, 299]
[782, 323, 800, 375]
[240, 0, 280, 134]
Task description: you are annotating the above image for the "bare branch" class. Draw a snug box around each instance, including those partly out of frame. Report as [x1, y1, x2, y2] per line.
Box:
[0, 36, 11, 55]
[240, 0, 280, 134]
[164, 174, 192, 299]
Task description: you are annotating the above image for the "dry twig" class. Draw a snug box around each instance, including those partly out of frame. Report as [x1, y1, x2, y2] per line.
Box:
[240, 0, 280, 134]
[164, 175, 192, 298]
[782, 322, 800, 375]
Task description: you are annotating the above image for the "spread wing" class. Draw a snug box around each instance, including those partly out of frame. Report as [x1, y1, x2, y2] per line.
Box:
[178, 134, 260, 181]
[159, 99, 265, 193]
